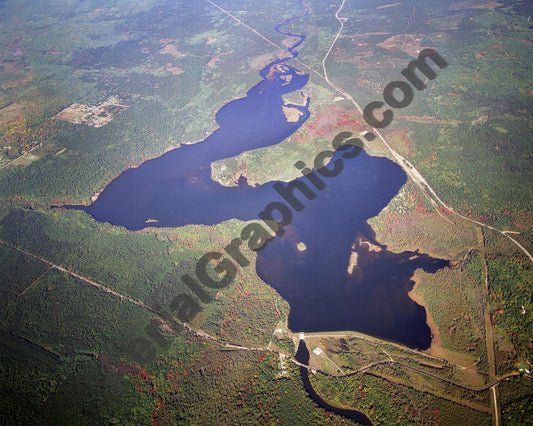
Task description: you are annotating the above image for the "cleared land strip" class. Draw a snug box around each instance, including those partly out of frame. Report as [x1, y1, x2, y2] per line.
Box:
[18, 267, 52, 296]
[320, 2, 532, 263]
[204, 0, 285, 54]
[205, 0, 532, 264]
[0, 144, 41, 170]
[2, 237, 531, 414]
[0, 238, 274, 352]
[478, 226, 500, 423]
[0, 239, 215, 343]
[304, 331, 439, 361]
[290, 357, 528, 393]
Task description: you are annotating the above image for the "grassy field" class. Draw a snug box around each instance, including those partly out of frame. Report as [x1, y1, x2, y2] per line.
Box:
[0, 0, 531, 423]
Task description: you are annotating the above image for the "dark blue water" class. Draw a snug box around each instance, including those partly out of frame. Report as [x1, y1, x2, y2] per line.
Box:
[78, 62, 310, 230]
[295, 340, 372, 425]
[68, 4, 448, 350]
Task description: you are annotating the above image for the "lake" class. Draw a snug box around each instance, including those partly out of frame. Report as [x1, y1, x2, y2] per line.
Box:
[70, 6, 448, 350]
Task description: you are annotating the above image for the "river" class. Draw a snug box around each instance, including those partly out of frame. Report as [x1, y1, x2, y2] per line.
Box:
[69, 3, 448, 350]
[295, 339, 372, 425]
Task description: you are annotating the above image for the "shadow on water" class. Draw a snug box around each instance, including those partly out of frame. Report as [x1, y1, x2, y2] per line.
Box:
[295, 340, 372, 425]
[257, 222, 449, 350]
[64, 0, 448, 349]
[54, 3, 452, 422]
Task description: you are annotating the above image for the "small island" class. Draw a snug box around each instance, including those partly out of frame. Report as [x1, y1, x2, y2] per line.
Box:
[296, 241, 307, 252]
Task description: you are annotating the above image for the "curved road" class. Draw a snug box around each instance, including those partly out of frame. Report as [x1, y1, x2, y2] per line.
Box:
[3, 4, 531, 425]
[3, 236, 532, 423]
[290, 357, 528, 393]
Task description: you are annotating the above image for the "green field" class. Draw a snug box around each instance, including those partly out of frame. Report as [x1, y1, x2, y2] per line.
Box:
[0, 0, 531, 424]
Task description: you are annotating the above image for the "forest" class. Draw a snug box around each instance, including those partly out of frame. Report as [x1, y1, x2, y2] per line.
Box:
[0, 0, 531, 424]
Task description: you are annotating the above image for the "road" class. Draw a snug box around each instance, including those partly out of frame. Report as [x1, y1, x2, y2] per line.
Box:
[0, 143, 41, 170]
[3, 236, 531, 418]
[491, 386, 501, 426]
[191, 6, 532, 421]
[304, 331, 439, 361]
[2, 3, 530, 422]
[202, 0, 533, 265]
[321, 0, 347, 82]
[291, 356, 524, 393]
[477, 227, 500, 424]
[320, 2, 533, 263]
[0, 239, 220, 343]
